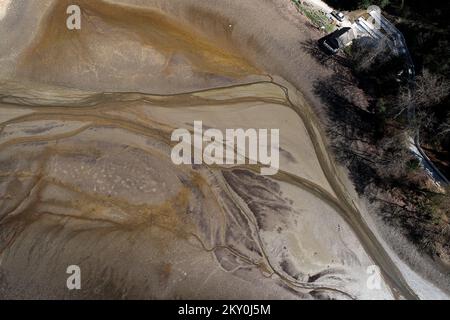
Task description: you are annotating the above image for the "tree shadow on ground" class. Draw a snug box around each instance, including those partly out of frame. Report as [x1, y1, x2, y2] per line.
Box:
[303, 30, 450, 279]
[313, 72, 381, 194]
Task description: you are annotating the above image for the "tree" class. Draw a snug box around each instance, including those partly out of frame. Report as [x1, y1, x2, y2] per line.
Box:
[394, 70, 450, 128]
[349, 37, 390, 72]
[359, 0, 390, 9]
[438, 116, 450, 137]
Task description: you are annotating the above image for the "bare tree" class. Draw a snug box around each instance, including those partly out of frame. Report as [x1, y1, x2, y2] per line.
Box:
[438, 116, 450, 137]
[394, 70, 450, 126]
[411, 70, 450, 107]
[350, 37, 390, 72]
[377, 133, 413, 178]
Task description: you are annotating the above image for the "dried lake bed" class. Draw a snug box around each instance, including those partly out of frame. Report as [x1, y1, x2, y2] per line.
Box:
[0, 0, 443, 299]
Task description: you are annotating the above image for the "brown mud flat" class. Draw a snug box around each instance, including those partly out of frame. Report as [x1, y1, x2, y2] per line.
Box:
[15, 0, 260, 93]
[0, 0, 423, 299]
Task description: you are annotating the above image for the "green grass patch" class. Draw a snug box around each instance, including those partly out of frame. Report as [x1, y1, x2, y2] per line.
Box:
[291, 1, 335, 33]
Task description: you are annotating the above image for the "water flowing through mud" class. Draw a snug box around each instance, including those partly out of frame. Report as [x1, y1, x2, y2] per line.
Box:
[0, 79, 417, 299]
